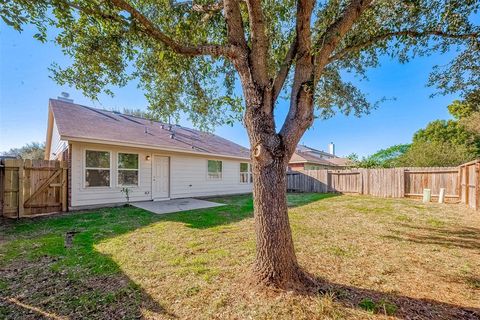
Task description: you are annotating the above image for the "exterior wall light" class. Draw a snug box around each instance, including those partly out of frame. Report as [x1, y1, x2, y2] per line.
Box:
[146, 155, 151, 161]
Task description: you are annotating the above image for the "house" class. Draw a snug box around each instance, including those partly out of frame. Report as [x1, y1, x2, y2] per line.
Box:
[45, 98, 253, 210]
[288, 144, 351, 171]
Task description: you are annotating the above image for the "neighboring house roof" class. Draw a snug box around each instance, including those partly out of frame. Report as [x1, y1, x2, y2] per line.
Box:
[290, 145, 351, 167]
[46, 99, 250, 159]
[326, 157, 352, 166]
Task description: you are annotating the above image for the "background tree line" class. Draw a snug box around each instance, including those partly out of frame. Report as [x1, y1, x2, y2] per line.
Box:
[348, 90, 480, 168]
[1, 142, 45, 160]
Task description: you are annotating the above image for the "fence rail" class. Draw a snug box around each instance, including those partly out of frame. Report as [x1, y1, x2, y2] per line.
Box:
[1, 159, 68, 218]
[287, 162, 479, 211]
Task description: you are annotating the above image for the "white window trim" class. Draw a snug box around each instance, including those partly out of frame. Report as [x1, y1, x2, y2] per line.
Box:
[207, 159, 223, 180]
[83, 149, 112, 188]
[117, 152, 140, 187]
[239, 162, 252, 184]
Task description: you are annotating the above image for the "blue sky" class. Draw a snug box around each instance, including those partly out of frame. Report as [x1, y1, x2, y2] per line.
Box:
[0, 21, 459, 157]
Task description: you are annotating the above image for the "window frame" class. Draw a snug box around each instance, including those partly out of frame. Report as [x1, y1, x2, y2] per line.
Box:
[239, 162, 253, 184]
[117, 152, 140, 187]
[207, 159, 223, 180]
[84, 149, 112, 188]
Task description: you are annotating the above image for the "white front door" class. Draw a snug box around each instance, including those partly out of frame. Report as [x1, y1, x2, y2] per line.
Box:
[152, 155, 169, 199]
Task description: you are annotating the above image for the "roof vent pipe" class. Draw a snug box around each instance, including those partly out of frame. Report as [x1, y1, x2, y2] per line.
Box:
[328, 142, 335, 156]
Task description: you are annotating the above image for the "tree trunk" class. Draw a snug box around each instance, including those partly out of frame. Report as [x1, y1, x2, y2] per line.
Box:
[241, 78, 315, 290]
[250, 152, 316, 290]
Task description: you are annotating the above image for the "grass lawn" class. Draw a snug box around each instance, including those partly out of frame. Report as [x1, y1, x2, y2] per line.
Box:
[1, 194, 479, 319]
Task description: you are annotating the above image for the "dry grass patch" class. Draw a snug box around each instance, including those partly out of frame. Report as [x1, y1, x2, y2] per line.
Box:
[1, 194, 479, 319]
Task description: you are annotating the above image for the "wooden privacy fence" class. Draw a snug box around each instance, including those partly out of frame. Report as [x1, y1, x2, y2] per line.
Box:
[287, 162, 478, 211]
[1, 159, 68, 218]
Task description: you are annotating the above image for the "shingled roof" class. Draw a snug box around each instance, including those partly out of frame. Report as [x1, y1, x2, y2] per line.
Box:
[290, 145, 351, 167]
[48, 99, 250, 159]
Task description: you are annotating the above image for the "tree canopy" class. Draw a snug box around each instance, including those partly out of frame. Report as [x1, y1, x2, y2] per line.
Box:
[2, 0, 479, 129]
[1, 142, 45, 160]
[397, 140, 475, 167]
[348, 144, 410, 168]
[448, 90, 480, 119]
[413, 91, 480, 156]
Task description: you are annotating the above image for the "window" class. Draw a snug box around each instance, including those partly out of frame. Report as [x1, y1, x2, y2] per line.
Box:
[85, 150, 110, 187]
[208, 160, 222, 179]
[240, 163, 252, 183]
[118, 153, 139, 186]
[305, 164, 322, 170]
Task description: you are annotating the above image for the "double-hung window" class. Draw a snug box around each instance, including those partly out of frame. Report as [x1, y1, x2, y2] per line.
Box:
[118, 153, 139, 186]
[85, 150, 110, 187]
[208, 160, 222, 180]
[240, 163, 252, 183]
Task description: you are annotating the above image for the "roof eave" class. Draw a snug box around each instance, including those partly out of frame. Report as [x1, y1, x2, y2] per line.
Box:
[61, 135, 251, 160]
[44, 102, 54, 160]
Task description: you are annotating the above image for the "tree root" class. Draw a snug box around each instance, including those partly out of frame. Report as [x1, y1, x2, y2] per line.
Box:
[250, 266, 320, 294]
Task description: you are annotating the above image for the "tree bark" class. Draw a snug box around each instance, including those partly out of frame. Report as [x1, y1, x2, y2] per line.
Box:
[243, 89, 316, 290]
[251, 156, 315, 290]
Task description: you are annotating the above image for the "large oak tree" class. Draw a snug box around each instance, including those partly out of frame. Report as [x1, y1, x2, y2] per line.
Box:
[3, 0, 479, 290]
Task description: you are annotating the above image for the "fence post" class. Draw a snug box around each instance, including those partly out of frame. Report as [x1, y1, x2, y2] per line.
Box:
[458, 166, 462, 204]
[476, 162, 480, 211]
[23, 159, 32, 217]
[0, 159, 3, 217]
[465, 166, 470, 207]
[62, 162, 68, 212]
[359, 169, 364, 195]
[18, 161, 24, 218]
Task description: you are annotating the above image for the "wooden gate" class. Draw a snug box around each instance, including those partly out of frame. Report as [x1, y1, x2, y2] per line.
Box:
[1, 159, 68, 218]
[459, 160, 480, 211]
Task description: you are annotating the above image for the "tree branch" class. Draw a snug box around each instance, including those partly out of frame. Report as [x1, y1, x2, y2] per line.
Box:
[328, 30, 480, 63]
[313, 0, 374, 80]
[61, 1, 128, 25]
[222, 0, 251, 92]
[193, 1, 224, 13]
[108, 0, 232, 57]
[272, 37, 297, 103]
[279, 0, 315, 157]
[280, 0, 373, 158]
[223, 0, 248, 49]
[245, 0, 269, 86]
[170, 0, 230, 13]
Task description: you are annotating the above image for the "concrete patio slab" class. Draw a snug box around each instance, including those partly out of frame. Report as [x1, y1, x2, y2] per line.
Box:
[131, 198, 224, 215]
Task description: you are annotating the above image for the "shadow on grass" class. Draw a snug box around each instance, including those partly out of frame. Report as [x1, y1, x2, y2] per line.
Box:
[0, 207, 175, 319]
[1, 193, 329, 318]
[315, 277, 480, 319]
[384, 224, 480, 251]
[159, 193, 338, 229]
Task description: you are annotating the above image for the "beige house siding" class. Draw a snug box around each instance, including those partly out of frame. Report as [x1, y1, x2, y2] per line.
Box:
[69, 142, 252, 208]
[50, 119, 68, 160]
